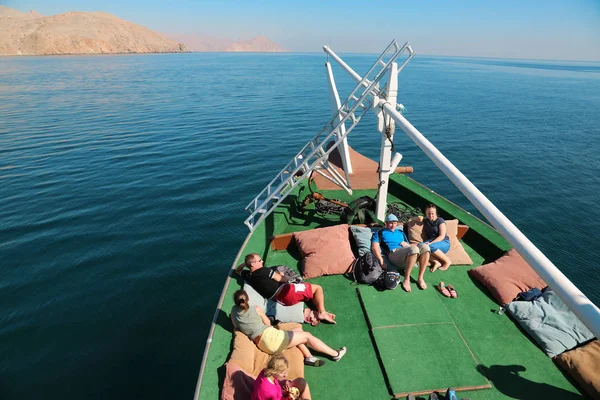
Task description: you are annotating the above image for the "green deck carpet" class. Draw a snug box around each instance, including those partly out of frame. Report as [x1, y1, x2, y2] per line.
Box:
[372, 323, 491, 397]
[302, 276, 391, 400]
[359, 283, 453, 327]
[197, 180, 585, 400]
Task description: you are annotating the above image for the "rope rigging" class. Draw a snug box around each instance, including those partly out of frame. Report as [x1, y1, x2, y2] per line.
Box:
[386, 201, 422, 223]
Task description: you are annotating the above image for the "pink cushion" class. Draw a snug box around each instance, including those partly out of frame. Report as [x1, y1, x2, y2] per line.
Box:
[293, 224, 355, 279]
[221, 362, 256, 400]
[445, 219, 473, 265]
[468, 248, 547, 305]
[554, 340, 600, 400]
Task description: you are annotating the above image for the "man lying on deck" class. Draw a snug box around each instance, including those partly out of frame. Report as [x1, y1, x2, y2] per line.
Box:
[235, 253, 337, 324]
[371, 214, 431, 292]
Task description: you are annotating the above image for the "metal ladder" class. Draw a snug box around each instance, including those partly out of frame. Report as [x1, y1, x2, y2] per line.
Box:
[244, 40, 410, 231]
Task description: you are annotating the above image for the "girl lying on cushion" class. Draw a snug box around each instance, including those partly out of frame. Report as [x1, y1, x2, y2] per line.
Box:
[252, 353, 309, 400]
[231, 290, 347, 367]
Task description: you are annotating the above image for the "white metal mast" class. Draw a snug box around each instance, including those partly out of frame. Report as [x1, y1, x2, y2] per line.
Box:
[244, 40, 413, 231]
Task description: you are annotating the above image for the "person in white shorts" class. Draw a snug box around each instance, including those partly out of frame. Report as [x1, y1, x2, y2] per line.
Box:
[371, 214, 430, 292]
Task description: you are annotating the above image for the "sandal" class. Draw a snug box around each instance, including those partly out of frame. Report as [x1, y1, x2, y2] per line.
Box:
[438, 282, 451, 297]
[447, 284, 457, 298]
[304, 356, 325, 367]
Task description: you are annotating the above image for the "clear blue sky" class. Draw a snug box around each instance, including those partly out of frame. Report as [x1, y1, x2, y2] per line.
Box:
[4, 0, 600, 60]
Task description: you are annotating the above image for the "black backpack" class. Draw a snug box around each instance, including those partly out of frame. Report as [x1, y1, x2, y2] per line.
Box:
[373, 271, 401, 291]
[343, 196, 377, 225]
[272, 266, 303, 284]
[352, 252, 384, 284]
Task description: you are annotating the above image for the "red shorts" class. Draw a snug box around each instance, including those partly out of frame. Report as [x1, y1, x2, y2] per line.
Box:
[275, 283, 314, 306]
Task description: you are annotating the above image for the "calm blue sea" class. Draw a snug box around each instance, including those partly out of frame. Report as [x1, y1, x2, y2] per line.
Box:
[1, 52, 599, 399]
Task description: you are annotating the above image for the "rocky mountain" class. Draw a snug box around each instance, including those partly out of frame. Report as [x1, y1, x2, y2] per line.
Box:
[0, 6, 187, 56]
[224, 36, 284, 52]
[164, 33, 233, 52]
[164, 33, 285, 53]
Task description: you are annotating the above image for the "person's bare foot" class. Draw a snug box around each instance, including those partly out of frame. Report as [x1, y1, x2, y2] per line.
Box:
[318, 311, 337, 324]
[417, 279, 427, 290]
[429, 260, 441, 273]
[439, 262, 451, 271]
[401, 280, 412, 292]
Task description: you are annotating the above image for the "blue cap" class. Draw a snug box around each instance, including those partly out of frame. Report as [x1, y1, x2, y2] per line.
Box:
[385, 214, 399, 222]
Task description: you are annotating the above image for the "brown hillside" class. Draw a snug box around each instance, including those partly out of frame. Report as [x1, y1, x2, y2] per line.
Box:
[0, 6, 187, 56]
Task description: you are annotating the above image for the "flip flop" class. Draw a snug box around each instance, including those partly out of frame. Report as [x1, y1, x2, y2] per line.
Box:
[445, 387, 458, 400]
[438, 282, 451, 297]
[447, 284, 458, 298]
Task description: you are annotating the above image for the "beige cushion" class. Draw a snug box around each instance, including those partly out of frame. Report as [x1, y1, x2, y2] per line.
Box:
[221, 361, 256, 400]
[405, 218, 425, 244]
[554, 340, 600, 400]
[406, 218, 472, 264]
[445, 219, 473, 265]
[293, 224, 355, 279]
[468, 248, 547, 305]
[229, 323, 304, 378]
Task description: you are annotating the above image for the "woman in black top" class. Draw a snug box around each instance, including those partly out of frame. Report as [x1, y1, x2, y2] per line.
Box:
[423, 204, 452, 272]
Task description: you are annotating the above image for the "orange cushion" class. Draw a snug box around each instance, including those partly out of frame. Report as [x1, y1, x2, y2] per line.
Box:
[221, 361, 256, 400]
[468, 248, 547, 305]
[445, 219, 473, 265]
[229, 324, 304, 378]
[405, 218, 425, 244]
[293, 224, 355, 279]
[406, 218, 471, 264]
[554, 340, 600, 400]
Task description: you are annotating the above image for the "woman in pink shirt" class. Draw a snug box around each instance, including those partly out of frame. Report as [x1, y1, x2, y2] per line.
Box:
[252, 353, 310, 400]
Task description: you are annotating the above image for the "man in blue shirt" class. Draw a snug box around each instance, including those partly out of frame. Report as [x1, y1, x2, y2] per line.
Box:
[371, 214, 431, 292]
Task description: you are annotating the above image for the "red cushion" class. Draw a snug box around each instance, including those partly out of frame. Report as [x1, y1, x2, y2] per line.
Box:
[468, 248, 547, 305]
[293, 224, 355, 279]
[221, 362, 256, 400]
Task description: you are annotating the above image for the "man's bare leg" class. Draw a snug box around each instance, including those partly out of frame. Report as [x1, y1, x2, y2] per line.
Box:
[418, 251, 430, 272]
[311, 283, 336, 324]
[416, 252, 428, 290]
[402, 254, 418, 292]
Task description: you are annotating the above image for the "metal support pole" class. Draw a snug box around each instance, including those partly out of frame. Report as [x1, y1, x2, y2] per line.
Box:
[325, 61, 353, 175]
[375, 62, 398, 221]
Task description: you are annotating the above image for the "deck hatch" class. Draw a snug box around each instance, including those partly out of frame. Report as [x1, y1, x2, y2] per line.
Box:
[372, 323, 491, 397]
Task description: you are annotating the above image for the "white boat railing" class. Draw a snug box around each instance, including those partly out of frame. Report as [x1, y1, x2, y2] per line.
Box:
[380, 100, 600, 339]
